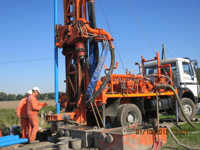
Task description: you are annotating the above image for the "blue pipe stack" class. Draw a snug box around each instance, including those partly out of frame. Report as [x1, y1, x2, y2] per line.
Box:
[0, 135, 28, 147]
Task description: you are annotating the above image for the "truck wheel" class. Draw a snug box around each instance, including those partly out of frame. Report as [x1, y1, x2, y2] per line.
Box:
[116, 104, 142, 127]
[109, 105, 124, 128]
[178, 98, 196, 122]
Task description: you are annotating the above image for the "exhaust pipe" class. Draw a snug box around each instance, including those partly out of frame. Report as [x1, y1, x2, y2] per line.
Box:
[135, 62, 142, 75]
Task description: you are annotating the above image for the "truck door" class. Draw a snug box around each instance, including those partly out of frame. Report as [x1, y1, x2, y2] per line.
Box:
[182, 61, 198, 96]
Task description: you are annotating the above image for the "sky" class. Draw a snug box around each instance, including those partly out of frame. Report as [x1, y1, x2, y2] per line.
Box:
[0, 0, 199, 95]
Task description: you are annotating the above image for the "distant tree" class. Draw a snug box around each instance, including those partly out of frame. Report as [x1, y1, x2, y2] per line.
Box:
[36, 93, 41, 99]
[47, 93, 54, 99]
[23, 93, 28, 98]
[59, 92, 65, 95]
[44, 93, 48, 100]
[40, 93, 46, 100]
[0, 92, 7, 101]
[52, 92, 55, 99]
[0, 92, 65, 101]
[6, 94, 16, 101]
[16, 94, 24, 100]
[30, 92, 65, 100]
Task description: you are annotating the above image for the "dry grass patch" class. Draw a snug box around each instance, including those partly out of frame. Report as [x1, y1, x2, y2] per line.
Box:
[0, 99, 56, 109]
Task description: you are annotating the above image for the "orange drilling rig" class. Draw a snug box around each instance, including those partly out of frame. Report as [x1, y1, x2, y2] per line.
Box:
[45, 0, 177, 131]
[45, 0, 181, 149]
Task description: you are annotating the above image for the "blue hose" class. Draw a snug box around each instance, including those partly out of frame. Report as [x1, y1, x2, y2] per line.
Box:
[89, 40, 97, 77]
[85, 48, 109, 99]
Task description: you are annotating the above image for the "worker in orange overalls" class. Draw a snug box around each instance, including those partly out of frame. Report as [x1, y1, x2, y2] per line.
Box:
[16, 90, 32, 139]
[27, 87, 47, 142]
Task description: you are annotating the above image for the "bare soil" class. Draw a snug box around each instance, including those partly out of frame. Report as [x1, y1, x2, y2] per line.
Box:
[0, 99, 56, 109]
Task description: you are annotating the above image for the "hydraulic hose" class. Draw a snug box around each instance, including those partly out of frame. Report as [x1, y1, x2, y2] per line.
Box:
[160, 100, 182, 129]
[156, 84, 200, 129]
[86, 48, 115, 105]
[150, 80, 181, 129]
[165, 125, 200, 150]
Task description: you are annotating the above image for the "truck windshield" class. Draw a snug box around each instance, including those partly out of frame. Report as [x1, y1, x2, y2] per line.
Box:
[145, 66, 157, 75]
[145, 62, 177, 75]
[182, 62, 194, 76]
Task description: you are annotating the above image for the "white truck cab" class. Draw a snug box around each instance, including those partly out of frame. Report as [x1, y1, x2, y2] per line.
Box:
[144, 57, 199, 121]
[145, 58, 198, 98]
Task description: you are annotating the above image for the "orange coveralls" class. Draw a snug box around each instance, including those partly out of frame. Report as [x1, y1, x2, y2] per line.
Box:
[16, 97, 29, 139]
[27, 95, 45, 141]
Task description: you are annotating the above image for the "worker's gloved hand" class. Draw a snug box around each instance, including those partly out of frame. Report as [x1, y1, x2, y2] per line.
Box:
[44, 102, 48, 107]
[41, 102, 48, 108]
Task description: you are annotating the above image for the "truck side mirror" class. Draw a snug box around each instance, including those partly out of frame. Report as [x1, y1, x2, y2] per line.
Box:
[192, 60, 198, 76]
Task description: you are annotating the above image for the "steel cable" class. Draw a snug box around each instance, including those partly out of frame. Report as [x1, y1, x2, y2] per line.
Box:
[97, 0, 126, 73]
[125, 0, 156, 54]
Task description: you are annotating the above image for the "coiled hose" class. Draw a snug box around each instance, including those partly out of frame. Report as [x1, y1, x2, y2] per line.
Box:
[156, 84, 200, 129]
[86, 48, 115, 105]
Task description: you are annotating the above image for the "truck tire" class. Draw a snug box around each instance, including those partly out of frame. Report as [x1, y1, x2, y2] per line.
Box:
[178, 98, 196, 122]
[116, 104, 142, 127]
[109, 104, 124, 128]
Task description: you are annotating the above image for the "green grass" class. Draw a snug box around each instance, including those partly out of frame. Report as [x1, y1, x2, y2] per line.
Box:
[162, 114, 200, 149]
[159, 114, 176, 120]
[0, 106, 56, 135]
[160, 114, 200, 121]
[0, 109, 20, 129]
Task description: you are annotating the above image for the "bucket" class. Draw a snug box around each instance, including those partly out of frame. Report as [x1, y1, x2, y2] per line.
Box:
[70, 138, 82, 149]
[57, 141, 69, 150]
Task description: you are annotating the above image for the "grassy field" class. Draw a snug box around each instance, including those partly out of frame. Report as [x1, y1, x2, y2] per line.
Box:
[0, 105, 56, 135]
[161, 114, 200, 149]
[0, 99, 56, 109]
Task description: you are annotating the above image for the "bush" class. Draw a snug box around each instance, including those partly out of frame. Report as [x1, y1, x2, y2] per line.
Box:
[38, 105, 56, 116]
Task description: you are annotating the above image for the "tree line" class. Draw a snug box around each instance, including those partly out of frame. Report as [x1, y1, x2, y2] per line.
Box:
[0, 92, 65, 101]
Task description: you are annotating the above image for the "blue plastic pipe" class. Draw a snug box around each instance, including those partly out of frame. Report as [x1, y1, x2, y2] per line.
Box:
[0, 138, 28, 147]
[0, 135, 19, 142]
[54, 0, 60, 114]
[0, 135, 14, 139]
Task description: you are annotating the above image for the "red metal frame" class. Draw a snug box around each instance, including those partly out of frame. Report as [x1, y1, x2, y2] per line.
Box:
[142, 52, 161, 77]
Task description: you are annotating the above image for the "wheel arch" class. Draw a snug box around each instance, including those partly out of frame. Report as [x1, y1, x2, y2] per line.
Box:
[105, 98, 120, 117]
[178, 88, 196, 103]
